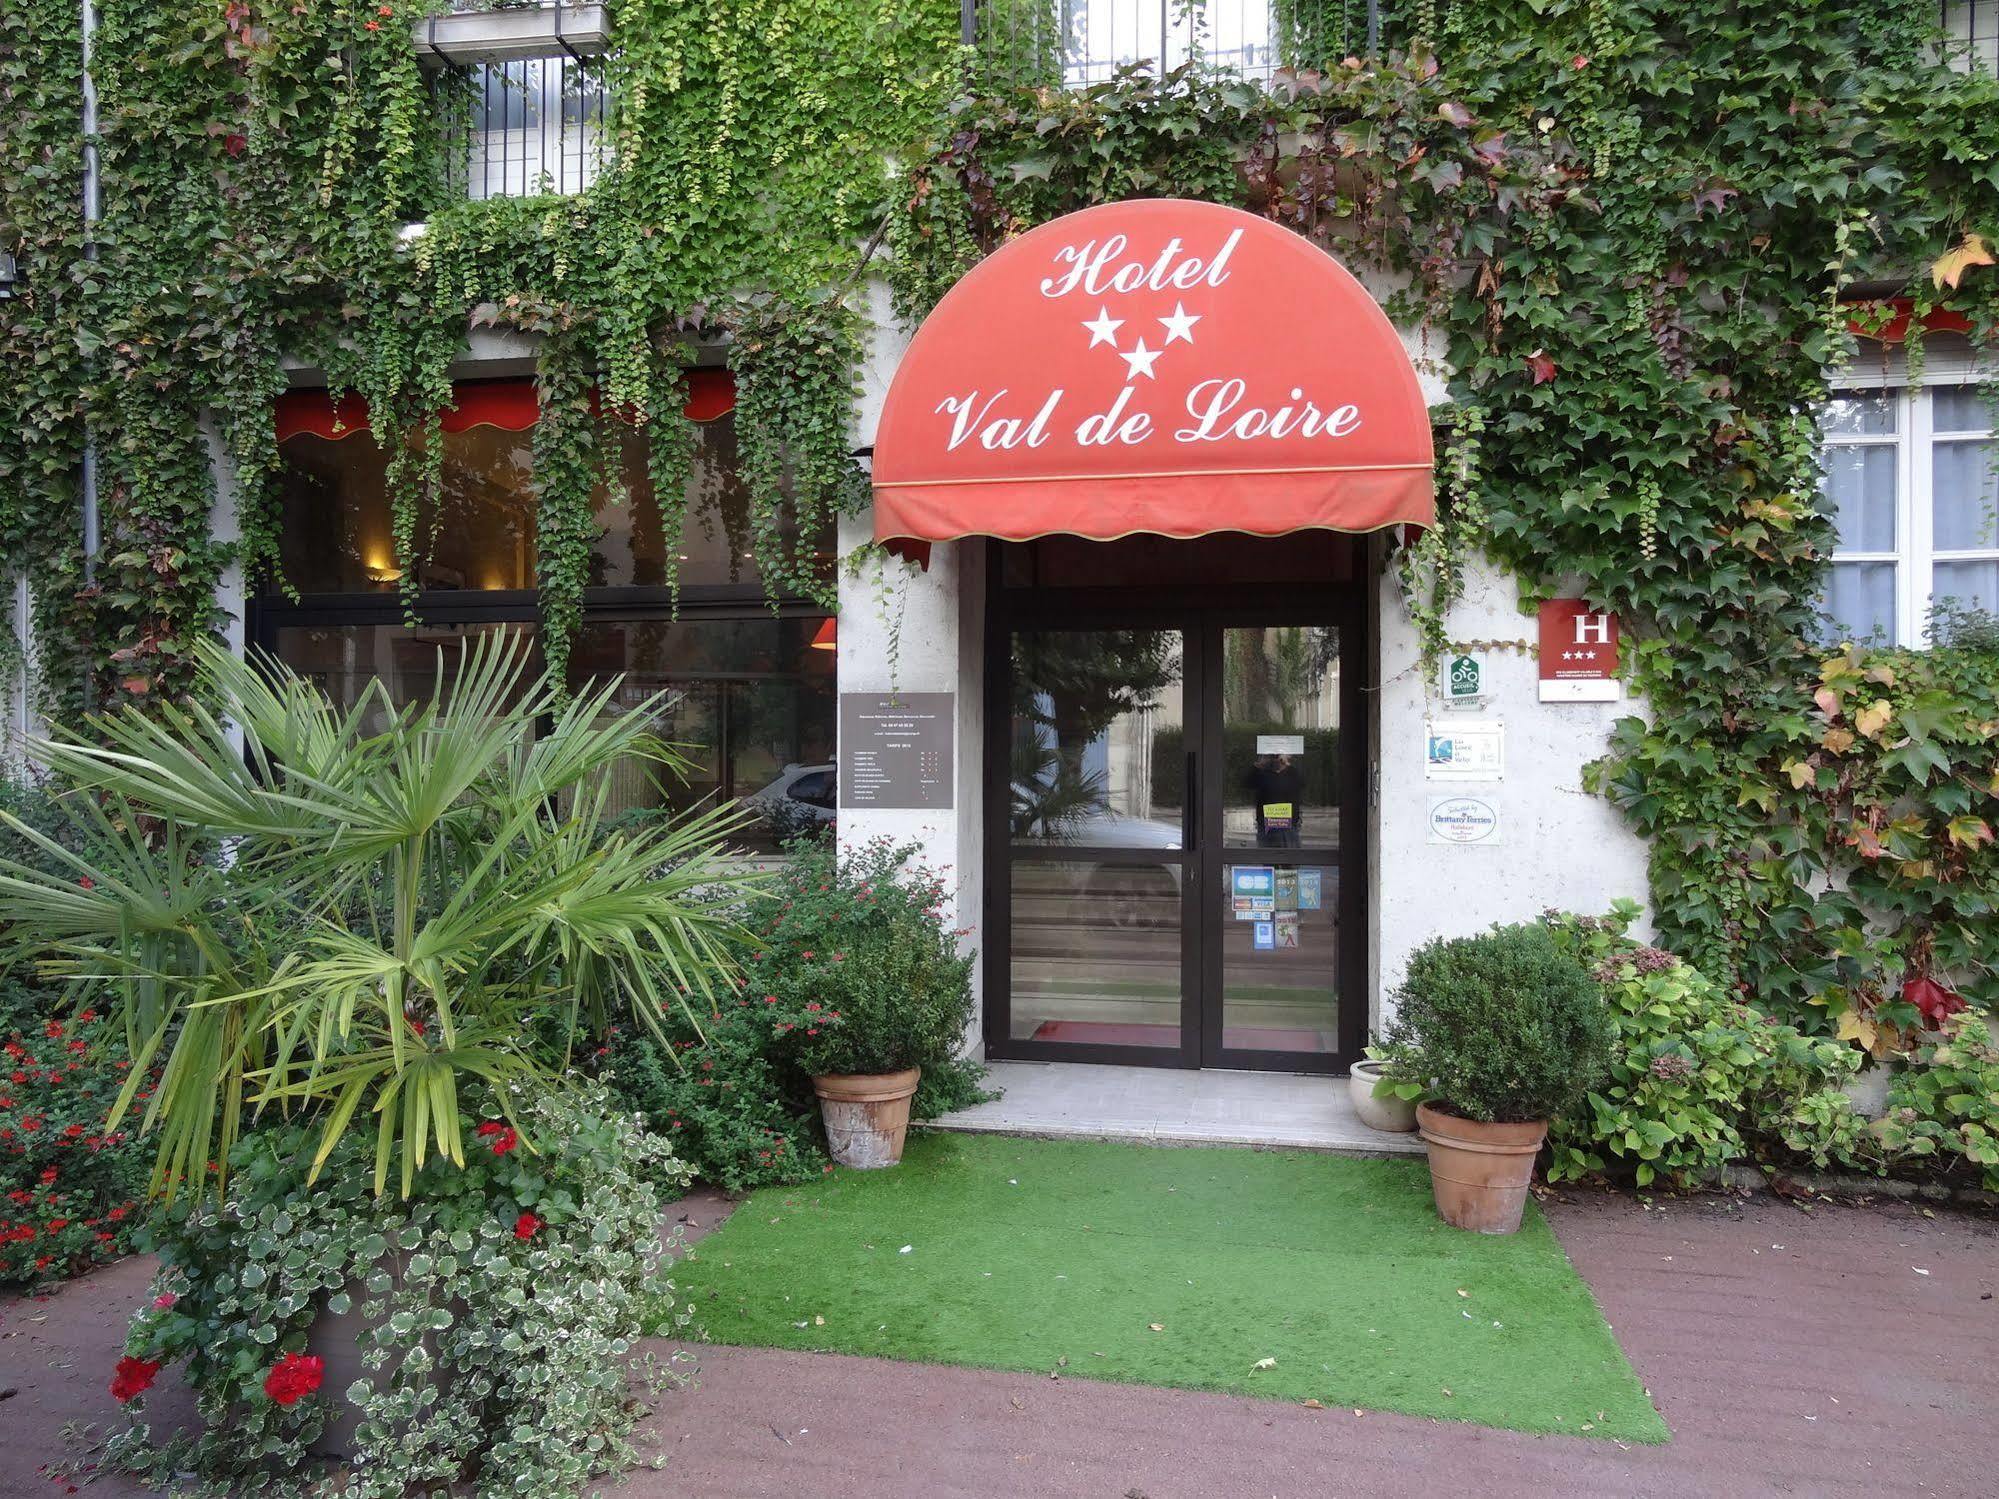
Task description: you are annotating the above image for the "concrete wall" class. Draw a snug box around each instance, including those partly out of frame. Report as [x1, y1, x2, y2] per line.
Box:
[1371, 556, 1652, 1029]
[840, 279, 987, 1053]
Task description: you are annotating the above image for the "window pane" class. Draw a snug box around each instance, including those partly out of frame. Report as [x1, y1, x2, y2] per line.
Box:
[1933, 560, 1999, 614]
[566, 615, 836, 851]
[1933, 440, 1999, 550]
[1010, 628, 1185, 848]
[1822, 394, 1895, 436]
[1220, 626, 1340, 849]
[1822, 445, 1897, 552]
[275, 425, 537, 594]
[1932, 386, 1993, 435]
[1220, 862, 1339, 1055]
[463, 57, 606, 199]
[1008, 859, 1182, 1047]
[1822, 561, 1896, 642]
[591, 416, 831, 591]
[269, 622, 543, 733]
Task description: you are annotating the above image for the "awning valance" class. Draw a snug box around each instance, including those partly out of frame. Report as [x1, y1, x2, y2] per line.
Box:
[274, 369, 737, 442]
[872, 199, 1434, 545]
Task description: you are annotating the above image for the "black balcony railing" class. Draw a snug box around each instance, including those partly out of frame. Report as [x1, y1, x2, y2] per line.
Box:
[1944, 0, 1999, 72]
[437, 53, 611, 201]
[967, 0, 1395, 88]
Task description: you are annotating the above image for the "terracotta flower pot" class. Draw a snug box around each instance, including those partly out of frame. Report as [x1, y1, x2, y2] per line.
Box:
[1348, 1059, 1417, 1133]
[813, 1067, 921, 1169]
[1415, 1101, 1547, 1235]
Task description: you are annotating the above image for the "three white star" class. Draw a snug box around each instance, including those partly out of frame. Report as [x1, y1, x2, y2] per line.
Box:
[1158, 302, 1200, 345]
[1119, 339, 1162, 380]
[1082, 307, 1124, 348]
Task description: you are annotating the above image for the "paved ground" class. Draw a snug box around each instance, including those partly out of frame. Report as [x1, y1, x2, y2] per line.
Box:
[2, 1186, 1993, 1498]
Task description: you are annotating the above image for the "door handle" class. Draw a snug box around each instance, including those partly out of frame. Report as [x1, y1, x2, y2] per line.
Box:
[1184, 750, 1197, 848]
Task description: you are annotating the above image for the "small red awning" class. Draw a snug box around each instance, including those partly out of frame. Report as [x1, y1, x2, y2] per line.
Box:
[274, 369, 737, 442]
[873, 199, 1434, 545]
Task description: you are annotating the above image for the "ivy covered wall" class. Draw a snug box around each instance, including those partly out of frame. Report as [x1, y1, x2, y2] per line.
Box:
[889, 0, 1999, 1042]
[2, 0, 1996, 1049]
[0, 0, 957, 704]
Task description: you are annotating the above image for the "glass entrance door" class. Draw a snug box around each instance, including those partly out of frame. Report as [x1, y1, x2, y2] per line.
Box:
[989, 601, 1363, 1072]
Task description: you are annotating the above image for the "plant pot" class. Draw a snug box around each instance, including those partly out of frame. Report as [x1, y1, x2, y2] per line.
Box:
[1415, 1101, 1547, 1235]
[1348, 1059, 1417, 1133]
[813, 1068, 921, 1169]
[305, 1264, 466, 1460]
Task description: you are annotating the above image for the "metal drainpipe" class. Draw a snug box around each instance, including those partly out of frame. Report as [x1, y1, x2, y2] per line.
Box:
[80, 0, 101, 585]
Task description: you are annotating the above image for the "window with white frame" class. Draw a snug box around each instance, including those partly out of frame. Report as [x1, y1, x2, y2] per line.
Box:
[1942, 0, 1999, 75]
[1821, 380, 1999, 644]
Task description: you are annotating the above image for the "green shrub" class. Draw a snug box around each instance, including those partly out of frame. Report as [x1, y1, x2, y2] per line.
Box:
[0, 774, 157, 1288]
[609, 1011, 830, 1192]
[605, 835, 993, 1188]
[105, 1081, 688, 1497]
[1874, 1013, 1999, 1190]
[1376, 921, 1613, 1124]
[748, 835, 979, 1081]
[0, 635, 753, 1201]
[1542, 904, 1863, 1187]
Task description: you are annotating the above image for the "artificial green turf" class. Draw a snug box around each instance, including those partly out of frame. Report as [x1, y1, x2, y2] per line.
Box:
[674, 1133, 1668, 1442]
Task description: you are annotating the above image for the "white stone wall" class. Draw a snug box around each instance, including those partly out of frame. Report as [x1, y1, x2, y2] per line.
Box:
[841, 279, 986, 1054]
[1370, 558, 1653, 1036]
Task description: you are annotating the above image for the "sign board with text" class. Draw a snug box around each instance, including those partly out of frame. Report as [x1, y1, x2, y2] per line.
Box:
[1537, 600, 1621, 703]
[1439, 651, 1487, 709]
[1425, 720, 1505, 781]
[839, 693, 954, 809]
[1428, 794, 1503, 845]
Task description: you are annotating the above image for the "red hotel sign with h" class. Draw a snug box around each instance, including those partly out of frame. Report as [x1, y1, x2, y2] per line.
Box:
[1537, 599, 1620, 703]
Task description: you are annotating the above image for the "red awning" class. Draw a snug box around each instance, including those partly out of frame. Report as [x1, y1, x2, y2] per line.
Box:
[274, 369, 737, 442]
[872, 199, 1435, 545]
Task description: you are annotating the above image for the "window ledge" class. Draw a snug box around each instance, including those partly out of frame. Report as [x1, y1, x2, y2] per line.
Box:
[416, 3, 611, 66]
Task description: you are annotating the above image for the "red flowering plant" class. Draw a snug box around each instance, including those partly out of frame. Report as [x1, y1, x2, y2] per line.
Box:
[105, 1081, 692, 1494]
[0, 980, 155, 1288]
[746, 835, 980, 1090]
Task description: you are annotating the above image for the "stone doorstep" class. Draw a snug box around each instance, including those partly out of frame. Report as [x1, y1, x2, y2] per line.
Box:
[919, 1116, 1426, 1158]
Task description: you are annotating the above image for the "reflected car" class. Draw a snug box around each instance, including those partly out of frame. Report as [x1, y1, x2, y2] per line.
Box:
[743, 762, 837, 837]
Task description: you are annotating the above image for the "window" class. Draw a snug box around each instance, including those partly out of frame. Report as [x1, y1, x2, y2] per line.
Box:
[444, 55, 610, 201]
[1820, 382, 1999, 644]
[976, 0, 1288, 87]
[1943, 1, 1999, 75]
[420, 4, 615, 200]
[257, 376, 837, 852]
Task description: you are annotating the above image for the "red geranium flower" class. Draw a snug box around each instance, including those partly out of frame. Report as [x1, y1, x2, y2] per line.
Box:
[514, 1210, 542, 1240]
[263, 1351, 324, 1407]
[152, 1292, 177, 1310]
[476, 1120, 519, 1156]
[110, 1355, 162, 1403]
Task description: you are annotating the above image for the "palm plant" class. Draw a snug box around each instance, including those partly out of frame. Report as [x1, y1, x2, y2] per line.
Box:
[0, 631, 755, 1198]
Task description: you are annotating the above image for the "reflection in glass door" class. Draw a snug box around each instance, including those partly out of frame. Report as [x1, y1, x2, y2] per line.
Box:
[1004, 627, 1190, 1056]
[1211, 625, 1345, 1062]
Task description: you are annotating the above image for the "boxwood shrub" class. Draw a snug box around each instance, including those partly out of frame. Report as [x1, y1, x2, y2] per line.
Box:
[1377, 921, 1613, 1124]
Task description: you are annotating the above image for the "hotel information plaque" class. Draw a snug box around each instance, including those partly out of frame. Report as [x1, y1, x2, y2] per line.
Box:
[839, 692, 955, 810]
